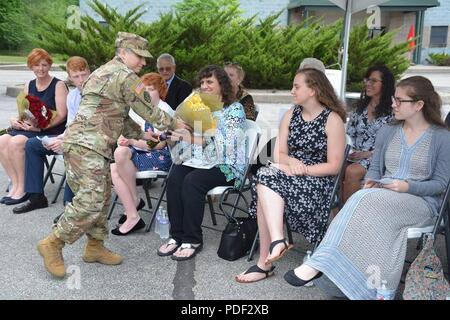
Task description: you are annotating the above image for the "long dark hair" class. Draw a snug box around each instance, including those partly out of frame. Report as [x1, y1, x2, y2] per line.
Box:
[296, 68, 347, 122]
[396, 76, 446, 128]
[355, 65, 395, 118]
[197, 65, 235, 106]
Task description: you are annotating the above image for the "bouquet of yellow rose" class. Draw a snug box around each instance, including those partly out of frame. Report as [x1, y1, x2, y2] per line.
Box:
[175, 92, 223, 134]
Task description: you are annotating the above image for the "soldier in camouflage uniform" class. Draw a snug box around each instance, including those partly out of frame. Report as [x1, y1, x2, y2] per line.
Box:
[37, 32, 179, 278]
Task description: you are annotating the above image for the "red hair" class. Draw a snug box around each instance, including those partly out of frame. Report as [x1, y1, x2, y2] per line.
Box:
[27, 48, 53, 69]
[66, 56, 89, 73]
[140, 72, 168, 101]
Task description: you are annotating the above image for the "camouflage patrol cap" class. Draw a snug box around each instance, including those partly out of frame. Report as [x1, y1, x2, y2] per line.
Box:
[115, 32, 152, 58]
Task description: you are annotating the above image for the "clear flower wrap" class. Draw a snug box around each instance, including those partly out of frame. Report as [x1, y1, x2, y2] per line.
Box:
[174, 92, 223, 134]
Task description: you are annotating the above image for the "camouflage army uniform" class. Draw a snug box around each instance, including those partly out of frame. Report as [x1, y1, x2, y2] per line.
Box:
[54, 56, 176, 244]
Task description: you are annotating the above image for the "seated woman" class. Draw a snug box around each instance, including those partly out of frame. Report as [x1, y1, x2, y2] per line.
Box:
[224, 62, 256, 120]
[110, 73, 173, 235]
[235, 68, 346, 283]
[0, 48, 68, 206]
[285, 76, 450, 300]
[157, 65, 246, 260]
[342, 65, 394, 203]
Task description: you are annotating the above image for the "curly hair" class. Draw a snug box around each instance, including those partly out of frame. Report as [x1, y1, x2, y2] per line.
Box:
[396, 76, 446, 128]
[296, 68, 347, 122]
[354, 65, 395, 118]
[197, 65, 235, 106]
[140, 72, 168, 101]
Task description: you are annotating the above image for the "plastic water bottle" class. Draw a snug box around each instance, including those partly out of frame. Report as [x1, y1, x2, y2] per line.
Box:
[154, 208, 162, 235]
[303, 250, 314, 287]
[159, 209, 170, 240]
[376, 280, 395, 300]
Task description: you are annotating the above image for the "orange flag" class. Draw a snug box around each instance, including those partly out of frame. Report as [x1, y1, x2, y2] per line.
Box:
[407, 24, 415, 50]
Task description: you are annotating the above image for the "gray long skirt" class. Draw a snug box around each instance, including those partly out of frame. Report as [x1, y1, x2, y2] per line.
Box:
[305, 188, 434, 300]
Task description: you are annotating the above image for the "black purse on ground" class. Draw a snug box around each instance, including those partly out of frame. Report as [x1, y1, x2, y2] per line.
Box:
[217, 216, 257, 261]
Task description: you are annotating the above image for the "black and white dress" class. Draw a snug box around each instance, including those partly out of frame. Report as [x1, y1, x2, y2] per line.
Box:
[249, 105, 334, 243]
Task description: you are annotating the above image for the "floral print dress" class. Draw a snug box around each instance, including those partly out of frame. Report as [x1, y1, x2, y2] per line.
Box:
[346, 108, 392, 169]
[249, 105, 334, 243]
[130, 122, 172, 172]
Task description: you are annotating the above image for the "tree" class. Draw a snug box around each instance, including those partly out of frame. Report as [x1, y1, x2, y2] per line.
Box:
[0, 0, 28, 50]
[35, 0, 410, 90]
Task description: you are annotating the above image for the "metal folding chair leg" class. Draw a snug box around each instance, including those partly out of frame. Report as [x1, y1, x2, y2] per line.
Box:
[107, 194, 119, 220]
[144, 179, 168, 232]
[43, 156, 56, 185]
[247, 230, 259, 261]
[207, 195, 218, 226]
[51, 173, 66, 204]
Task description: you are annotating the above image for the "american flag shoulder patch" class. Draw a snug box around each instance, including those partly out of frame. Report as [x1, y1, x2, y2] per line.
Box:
[133, 80, 145, 95]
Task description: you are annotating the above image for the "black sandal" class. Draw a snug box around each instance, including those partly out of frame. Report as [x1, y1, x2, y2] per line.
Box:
[235, 265, 276, 283]
[265, 238, 293, 264]
[157, 238, 181, 257]
[171, 243, 203, 261]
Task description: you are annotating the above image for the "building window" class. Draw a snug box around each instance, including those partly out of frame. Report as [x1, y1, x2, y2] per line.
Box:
[429, 26, 448, 48]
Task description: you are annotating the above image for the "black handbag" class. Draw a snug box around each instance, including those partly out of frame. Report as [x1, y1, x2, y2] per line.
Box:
[217, 216, 257, 261]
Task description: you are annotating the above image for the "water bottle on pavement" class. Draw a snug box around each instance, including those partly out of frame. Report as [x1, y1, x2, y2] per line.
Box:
[159, 209, 170, 240]
[303, 250, 314, 287]
[376, 280, 395, 300]
[154, 208, 162, 235]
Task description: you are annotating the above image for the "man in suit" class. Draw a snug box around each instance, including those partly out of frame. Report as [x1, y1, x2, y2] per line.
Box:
[157, 53, 192, 110]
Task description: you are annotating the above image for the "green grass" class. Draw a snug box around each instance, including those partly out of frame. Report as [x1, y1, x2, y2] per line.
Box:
[0, 54, 65, 65]
[0, 55, 27, 64]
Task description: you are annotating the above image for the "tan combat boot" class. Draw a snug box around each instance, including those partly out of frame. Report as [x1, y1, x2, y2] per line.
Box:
[82, 237, 123, 265]
[37, 233, 66, 278]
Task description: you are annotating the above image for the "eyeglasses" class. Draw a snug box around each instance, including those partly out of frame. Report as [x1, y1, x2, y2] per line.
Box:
[391, 96, 418, 105]
[158, 66, 173, 72]
[363, 78, 382, 85]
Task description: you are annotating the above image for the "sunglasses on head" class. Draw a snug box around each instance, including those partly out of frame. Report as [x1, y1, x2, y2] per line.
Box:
[224, 61, 243, 69]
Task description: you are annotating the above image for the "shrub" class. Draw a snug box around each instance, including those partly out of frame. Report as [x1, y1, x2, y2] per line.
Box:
[36, 0, 410, 90]
[427, 53, 450, 66]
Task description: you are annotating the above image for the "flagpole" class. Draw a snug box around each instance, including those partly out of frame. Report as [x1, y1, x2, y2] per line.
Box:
[340, 0, 352, 100]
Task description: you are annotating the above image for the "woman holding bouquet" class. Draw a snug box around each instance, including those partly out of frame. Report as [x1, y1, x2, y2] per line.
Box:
[157, 65, 246, 261]
[0, 48, 68, 205]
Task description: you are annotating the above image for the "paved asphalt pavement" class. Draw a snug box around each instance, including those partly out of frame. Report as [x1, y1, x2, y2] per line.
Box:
[0, 68, 448, 302]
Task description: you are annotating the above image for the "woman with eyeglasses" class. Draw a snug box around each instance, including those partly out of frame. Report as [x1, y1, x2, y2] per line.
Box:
[224, 62, 256, 120]
[342, 65, 395, 203]
[284, 76, 450, 300]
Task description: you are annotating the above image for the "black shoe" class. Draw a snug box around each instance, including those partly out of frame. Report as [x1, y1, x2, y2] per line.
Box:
[0, 196, 11, 204]
[12, 196, 48, 214]
[4, 193, 30, 206]
[117, 199, 146, 224]
[284, 270, 323, 287]
[111, 218, 145, 236]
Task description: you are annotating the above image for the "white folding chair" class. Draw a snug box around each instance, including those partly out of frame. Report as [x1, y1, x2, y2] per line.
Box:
[205, 120, 261, 229]
[406, 181, 450, 276]
[107, 167, 171, 233]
